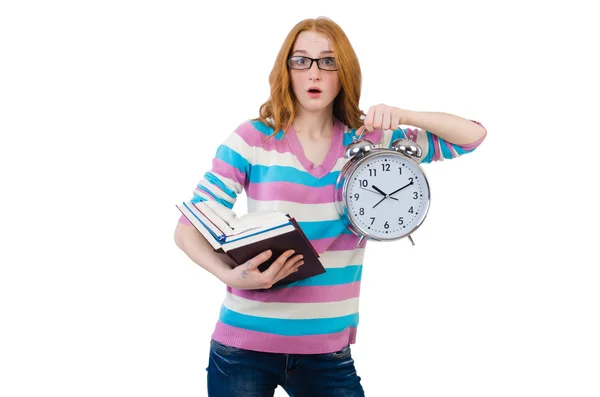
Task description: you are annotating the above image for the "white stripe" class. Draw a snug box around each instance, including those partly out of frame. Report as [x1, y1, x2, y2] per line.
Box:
[247, 198, 340, 222]
[414, 128, 430, 163]
[223, 292, 359, 319]
[231, 127, 351, 171]
[319, 249, 366, 269]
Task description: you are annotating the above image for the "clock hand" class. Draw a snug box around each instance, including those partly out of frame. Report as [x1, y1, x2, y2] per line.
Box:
[371, 185, 388, 196]
[359, 186, 398, 201]
[389, 181, 414, 196]
[372, 196, 386, 209]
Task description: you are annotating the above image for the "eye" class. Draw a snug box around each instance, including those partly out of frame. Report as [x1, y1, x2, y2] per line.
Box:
[292, 57, 308, 65]
[323, 57, 336, 66]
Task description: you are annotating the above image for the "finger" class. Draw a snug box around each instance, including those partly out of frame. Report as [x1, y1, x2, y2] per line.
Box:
[390, 112, 401, 131]
[277, 260, 305, 282]
[273, 254, 303, 281]
[248, 250, 272, 270]
[262, 249, 296, 278]
[373, 106, 384, 130]
[364, 107, 375, 131]
[383, 109, 393, 130]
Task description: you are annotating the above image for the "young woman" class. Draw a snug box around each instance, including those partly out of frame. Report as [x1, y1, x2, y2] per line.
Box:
[174, 17, 486, 397]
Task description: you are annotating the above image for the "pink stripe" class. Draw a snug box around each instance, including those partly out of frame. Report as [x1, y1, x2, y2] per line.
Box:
[228, 281, 361, 303]
[178, 214, 192, 225]
[212, 321, 357, 354]
[458, 120, 487, 151]
[311, 234, 366, 253]
[233, 122, 256, 147]
[405, 127, 418, 142]
[247, 181, 334, 204]
[236, 121, 295, 155]
[212, 158, 246, 186]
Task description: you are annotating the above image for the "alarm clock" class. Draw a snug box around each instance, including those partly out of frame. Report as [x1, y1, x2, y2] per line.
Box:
[334, 125, 431, 247]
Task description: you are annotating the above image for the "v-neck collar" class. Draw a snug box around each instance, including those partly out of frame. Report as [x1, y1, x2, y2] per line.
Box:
[286, 118, 343, 179]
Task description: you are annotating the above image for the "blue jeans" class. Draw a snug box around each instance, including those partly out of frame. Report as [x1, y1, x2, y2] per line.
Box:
[207, 339, 365, 397]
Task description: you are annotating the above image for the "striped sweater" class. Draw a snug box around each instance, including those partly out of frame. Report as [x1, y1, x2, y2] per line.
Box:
[179, 117, 486, 354]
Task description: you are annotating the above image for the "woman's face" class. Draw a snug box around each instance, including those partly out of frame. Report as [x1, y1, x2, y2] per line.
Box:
[289, 31, 341, 114]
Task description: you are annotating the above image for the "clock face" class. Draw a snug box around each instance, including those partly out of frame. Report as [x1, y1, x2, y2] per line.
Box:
[346, 152, 430, 240]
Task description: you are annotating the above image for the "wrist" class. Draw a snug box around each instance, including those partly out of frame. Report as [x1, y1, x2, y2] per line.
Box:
[401, 109, 418, 126]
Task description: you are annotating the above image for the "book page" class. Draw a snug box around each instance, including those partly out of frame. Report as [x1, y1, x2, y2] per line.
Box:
[222, 224, 296, 251]
[198, 201, 290, 235]
[229, 212, 290, 234]
[176, 204, 222, 250]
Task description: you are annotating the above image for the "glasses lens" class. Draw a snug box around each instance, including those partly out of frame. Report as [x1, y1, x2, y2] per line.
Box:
[288, 56, 311, 70]
[318, 57, 338, 71]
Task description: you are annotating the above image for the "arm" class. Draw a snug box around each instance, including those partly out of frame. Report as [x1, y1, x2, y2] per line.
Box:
[404, 110, 487, 146]
[174, 222, 232, 283]
[174, 121, 304, 289]
[364, 104, 487, 164]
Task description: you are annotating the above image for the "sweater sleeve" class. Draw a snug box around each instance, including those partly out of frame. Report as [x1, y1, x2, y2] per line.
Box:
[380, 120, 487, 164]
[178, 121, 255, 225]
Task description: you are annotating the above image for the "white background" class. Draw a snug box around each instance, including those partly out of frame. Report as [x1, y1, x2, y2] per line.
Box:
[1, 0, 599, 396]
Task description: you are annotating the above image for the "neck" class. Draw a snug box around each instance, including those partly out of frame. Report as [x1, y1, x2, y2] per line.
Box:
[292, 105, 335, 139]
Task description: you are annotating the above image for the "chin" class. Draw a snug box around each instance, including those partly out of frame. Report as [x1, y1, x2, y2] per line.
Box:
[298, 99, 333, 113]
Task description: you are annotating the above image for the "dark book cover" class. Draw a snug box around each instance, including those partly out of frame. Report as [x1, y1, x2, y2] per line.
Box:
[220, 225, 325, 289]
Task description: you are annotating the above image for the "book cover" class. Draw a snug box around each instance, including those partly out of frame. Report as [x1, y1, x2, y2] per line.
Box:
[176, 202, 326, 288]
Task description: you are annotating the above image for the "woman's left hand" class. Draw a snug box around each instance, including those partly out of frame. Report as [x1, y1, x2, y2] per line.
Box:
[364, 104, 410, 132]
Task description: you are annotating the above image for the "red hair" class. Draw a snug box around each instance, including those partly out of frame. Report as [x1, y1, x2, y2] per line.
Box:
[254, 18, 364, 140]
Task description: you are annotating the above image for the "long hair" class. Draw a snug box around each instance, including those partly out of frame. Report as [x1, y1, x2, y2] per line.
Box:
[254, 18, 364, 140]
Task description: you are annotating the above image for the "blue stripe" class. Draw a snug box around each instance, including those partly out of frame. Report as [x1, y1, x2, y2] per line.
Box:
[219, 306, 359, 336]
[249, 165, 340, 186]
[250, 120, 285, 140]
[190, 194, 207, 205]
[216, 145, 250, 174]
[298, 219, 353, 240]
[283, 265, 363, 288]
[440, 139, 455, 159]
[343, 130, 358, 146]
[205, 172, 237, 199]
[422, 131, 435, 164]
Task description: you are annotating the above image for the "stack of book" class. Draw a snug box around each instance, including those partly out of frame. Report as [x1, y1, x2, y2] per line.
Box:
[176, 200, 325, 288]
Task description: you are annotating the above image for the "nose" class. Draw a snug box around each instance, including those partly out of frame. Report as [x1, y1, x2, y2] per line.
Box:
[308, 61, 322, 81]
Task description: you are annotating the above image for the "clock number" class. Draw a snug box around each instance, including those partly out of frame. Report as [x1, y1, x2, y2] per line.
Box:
[354, 193, 360, 201]
[360, 179, 368, 187]
[359, 208, 365, 215]
[413, 192, 418, 199]
[409, 177, 413, 183]
[408, 206, 414, 214]
[369, 169, 377, 177]
[384, 221, 389, 229]
[370, 217, 375, 225]
[382, 163, 390, 171]
[398, 167, 402, 175]
[398, 217, 404, 225]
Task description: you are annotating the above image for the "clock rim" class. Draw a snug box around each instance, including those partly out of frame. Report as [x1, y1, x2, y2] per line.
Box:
[335, 149, 431, 242]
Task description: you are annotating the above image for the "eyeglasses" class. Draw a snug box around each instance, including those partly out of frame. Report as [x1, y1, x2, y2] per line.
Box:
[287, 56, 339, 71]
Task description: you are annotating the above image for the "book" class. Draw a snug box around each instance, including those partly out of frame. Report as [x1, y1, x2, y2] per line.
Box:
[176, 200, 326, 289]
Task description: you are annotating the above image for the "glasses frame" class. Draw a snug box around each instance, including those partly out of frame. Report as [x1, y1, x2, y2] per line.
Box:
[287, 56, 339, 71]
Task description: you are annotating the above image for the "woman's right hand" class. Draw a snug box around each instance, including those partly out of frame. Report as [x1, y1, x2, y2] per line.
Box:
[223, 249, 304, 290]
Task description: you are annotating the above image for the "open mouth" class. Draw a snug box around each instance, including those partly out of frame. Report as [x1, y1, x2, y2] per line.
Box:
[308, 88, 322, 94]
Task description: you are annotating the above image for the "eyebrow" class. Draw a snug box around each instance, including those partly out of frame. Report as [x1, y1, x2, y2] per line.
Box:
[292, 50, 334, 56]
